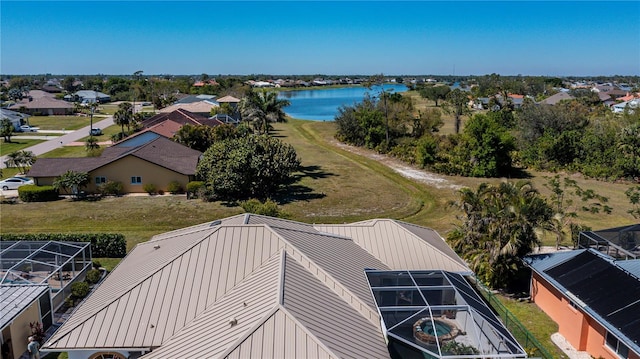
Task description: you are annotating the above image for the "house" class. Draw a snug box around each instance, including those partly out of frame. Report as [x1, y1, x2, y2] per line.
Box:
[174, 94, 217, 104]
[159, 101, 219, 117]
[1, 285, 51, 359]
[524, 249, 640, 359]
[27, 137, 202, 193]
[42, 214, 527, 359]
[539, 92, 575, 105]
[0, 108, 31, 131]
[612, 99, 639, 114]
[1, 240, 92, 359]
[68, 90, 111, 104]
[8, 97, 74, 116]
[141, 109, 223, 129]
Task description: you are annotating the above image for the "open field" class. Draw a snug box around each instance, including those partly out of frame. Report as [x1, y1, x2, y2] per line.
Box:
[28, 116, 91, 131]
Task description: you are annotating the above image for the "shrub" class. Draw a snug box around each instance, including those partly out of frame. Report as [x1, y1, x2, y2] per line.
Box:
[143, 183, 157, 194]
[240, 199, 289, 218]
[85, 269, 101, 284]
[167, 181, 183, 194]
[71, 281, 89, 299]
[92, 260, 102, 269]
[186, 181, 205, 199]
[18, 185, 59, 202]
[0, 233, 126, 258]
[98, 181, 123, 196]
[157, 189, 165, 195]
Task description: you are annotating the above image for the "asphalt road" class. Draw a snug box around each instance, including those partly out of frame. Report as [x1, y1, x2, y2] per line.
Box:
[1, 116, 114, 169]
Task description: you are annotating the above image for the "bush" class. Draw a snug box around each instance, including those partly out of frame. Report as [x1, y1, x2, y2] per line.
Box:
[0, 233, 126, 258]
[85, 269, 101, 284]
[143, 183, 157, 194]
[98, 181, 123, 196]
[186, 181, 205, 199]
[71, 281, 89, 299]
[18, 185, 59, 202]
[167, 181, 183, 194]
[240, 199, 288, 218]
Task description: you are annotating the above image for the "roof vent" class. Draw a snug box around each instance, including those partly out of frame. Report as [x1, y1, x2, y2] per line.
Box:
[229, 317, 238, 327]
[150, 324, 155, 328]
[210, 220, 222, 227]
[243, 302, 247, 307]
[153, 245, 161, 250]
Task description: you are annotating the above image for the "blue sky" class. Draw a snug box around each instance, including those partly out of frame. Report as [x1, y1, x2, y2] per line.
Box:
[1, 1, 639, 76]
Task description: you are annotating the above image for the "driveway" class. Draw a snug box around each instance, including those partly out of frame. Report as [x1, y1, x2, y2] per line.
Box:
[1, 116, 114, 169]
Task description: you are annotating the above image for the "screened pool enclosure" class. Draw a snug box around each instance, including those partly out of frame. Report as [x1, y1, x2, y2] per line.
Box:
[1, 241, 92, 309]
[365, 270, 527, 359]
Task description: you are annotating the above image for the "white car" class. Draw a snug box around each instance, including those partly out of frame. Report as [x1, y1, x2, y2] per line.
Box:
[0, 177, 34, 190]
[20, 125, 40, 132]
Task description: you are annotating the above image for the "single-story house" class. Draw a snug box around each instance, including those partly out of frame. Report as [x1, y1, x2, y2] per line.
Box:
[1, 285, 52, 359]
[141, 109, 222, 128]
[612, 99, 639, 114]
[159, 101, 219, 117]
[42, 214, 527, 359]
[0, 108, 31, 131]
[174, 94, 217, 104]
[27, 136, 202, 193]
[524, 248, 640, 359]
[67, 90, 111, 104]
[8, 97, 74, 116]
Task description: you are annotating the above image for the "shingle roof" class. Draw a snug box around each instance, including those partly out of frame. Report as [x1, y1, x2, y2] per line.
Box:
[539, 92, 575, 105]
[217, 95, 241, 103]
[8, 97, 74, 110]
[159, 101, 219, 114]
[28, 137, 201, 178]
[44, 214, 470, 358]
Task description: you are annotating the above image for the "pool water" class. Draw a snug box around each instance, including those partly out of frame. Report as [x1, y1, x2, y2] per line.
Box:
[422, 321, 452, 336]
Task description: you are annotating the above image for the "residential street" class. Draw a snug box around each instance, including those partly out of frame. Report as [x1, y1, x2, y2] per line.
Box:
[1, 116, 114, 169]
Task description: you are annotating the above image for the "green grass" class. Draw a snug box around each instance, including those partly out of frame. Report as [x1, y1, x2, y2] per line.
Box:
[28, 116, 91, 131]
[0, 139, 45, 155]
[0, 167, 23, 179]
[38, 145, 93, 158]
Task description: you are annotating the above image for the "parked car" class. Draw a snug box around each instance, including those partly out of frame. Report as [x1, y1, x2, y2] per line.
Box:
[90, 128, 103, 136]
[0, 177, 34, 190]
[19, 125, 39, 132]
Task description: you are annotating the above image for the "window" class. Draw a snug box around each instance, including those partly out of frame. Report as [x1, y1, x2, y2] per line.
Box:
[95, 176, 106, 185]
[606, 331, 630, 359]
[131, 176, 142, 184]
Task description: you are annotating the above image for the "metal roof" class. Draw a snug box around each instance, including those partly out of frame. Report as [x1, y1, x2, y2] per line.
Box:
[0, 284, 49, 329]
[44, 214, 480, 358]
[617, 259, 640, 278]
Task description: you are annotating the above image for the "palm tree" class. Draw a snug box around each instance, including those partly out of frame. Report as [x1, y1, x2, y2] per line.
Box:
[448, 181, 552, 289]
[85, 136, 100, 153]
[239, 90, 290, 135]
[113, 102, 133, 138]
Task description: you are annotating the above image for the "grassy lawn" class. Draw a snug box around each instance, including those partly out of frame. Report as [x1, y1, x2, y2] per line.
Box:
[28, 116, 91, 131]
[38, 144, 92, 158]
[0, 139, 46, 155]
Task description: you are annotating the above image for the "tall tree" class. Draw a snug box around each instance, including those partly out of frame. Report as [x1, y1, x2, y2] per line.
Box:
[1, 119, 15, 143]
[447, 181, 552, 290]
[5, 150, 36, 173]
[419, 85, 450, 107]
[626, 186, 640, 219]
[239, 90, 290, 135]
[113, 102, 133, 137]
[444, 89, 470, 134]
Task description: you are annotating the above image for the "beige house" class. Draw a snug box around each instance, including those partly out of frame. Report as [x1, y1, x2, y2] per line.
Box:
[42, 214, 526, 359]
[1, 285, 52, 359]
[27, 137, 202, 194]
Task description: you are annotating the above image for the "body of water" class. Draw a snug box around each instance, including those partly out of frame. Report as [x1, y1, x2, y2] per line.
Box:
[279, 84, 408, 121]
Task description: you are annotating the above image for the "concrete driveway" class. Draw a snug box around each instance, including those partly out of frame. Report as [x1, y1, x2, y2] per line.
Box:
[1, 116, 114, 169]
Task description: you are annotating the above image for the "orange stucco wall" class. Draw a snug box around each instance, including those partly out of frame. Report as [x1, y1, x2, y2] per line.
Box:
[530, 273, 639, 359]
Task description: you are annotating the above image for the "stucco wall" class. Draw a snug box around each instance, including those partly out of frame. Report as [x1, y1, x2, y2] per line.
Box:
[8, 302, 39, 359]
[92, 155, 191, 193]
[531, 273, 639, 359]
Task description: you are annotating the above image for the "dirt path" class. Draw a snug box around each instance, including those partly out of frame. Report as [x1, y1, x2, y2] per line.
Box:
[333, 141, 463, 190]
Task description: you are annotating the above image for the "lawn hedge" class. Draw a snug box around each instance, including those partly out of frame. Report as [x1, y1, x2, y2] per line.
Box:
[18, 185, 59, 202]
[0, 233, 126, 258]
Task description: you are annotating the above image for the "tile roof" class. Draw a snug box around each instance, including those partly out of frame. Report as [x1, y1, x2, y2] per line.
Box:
[141, 109, 221, 128]
[43, 214, 472, 358]
[28, 137, 201, 177]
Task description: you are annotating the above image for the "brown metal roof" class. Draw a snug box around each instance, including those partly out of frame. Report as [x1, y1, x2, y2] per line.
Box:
[44, 214, 471, 358]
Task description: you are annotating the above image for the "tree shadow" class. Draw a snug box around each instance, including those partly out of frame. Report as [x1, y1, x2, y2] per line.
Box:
[504, 167, 533, 179]
[295, 165, 336, 180]
[275, 184, 327, 204]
